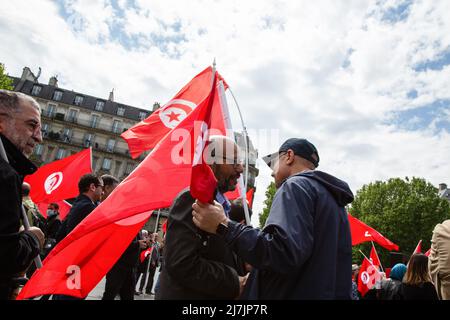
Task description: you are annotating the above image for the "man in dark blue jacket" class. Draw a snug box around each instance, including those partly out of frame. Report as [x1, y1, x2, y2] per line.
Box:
[192, 138, 354, 299]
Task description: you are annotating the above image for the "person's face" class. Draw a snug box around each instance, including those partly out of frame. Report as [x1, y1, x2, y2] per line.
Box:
[0, 100, 42, 158]
[47, 205, 57, 212]
[271, 150, 294, 189]
[213, 143, 244, 193]
[101, 182, 118, 201]
[91, 180, 104, 202]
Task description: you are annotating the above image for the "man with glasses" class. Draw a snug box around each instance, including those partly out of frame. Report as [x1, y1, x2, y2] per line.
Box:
[52, 173, 103, 300]
[156, 135, 248, 300]
[0, 90, 45, 300]
[192, 138, 354, 299]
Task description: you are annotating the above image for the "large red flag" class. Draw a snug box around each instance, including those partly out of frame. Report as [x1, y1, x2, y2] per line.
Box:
[358, 257, 382, 297]
[348, 214, 399, 251]
[121, 67, 227, 159]
[24, 148, 92, 203]
[370, 244, 381, 268]
[18, 68, 226, 300]
[36, 200, 72, 220]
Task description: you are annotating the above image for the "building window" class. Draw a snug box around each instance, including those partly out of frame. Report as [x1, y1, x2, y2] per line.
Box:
[139, 111, 147, 120]
[91, 114, 100, 128]
[46, 104, 57, 117]
[117, 106, 125, 116]
[92, 156, 99, 170]
[34, 144, 43, 156]
[62, 128, 72, 142]
[125, 162, 135, 175]
[41, 123, 50, 137]
[114, 160, 122, 177]
[74, 95, 84, 106]
[112, 120, 122, 133]
[84, 133, 94, 147]
[67, 109, 78, 123]
[31, 85, 42, 96]
[55, 148, 66, 160]
[106, 139, 115, 152]
[53, 90, 63, 101]
[102, 158, 112, 171]
[95, 100, 105, 111]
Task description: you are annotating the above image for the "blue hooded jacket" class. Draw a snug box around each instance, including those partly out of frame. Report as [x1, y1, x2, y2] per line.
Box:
[224, 170, 354, 299]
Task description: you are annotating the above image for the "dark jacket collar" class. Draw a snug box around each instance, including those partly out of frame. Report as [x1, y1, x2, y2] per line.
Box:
[0, 133, 37, 176]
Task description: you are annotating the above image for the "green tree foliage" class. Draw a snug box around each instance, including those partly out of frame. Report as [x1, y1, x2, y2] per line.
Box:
[259, 182, 276, 228]
[349, 177, 450, 267]
[0, 63, 14, 90]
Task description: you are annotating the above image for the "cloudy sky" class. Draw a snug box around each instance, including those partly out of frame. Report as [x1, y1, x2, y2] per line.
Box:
[1, 0, 449, 224]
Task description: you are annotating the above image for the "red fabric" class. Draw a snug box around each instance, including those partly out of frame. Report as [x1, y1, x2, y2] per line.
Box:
[358, 257, 381, 297]
[348, 214, 399, 251]
[18, 69, 226, 300]
[162, 220, 167, 234]
[140, 247, 153, 263]
[370, 245, 381, 268]
[413, 240, 422, 254]
[36, 200, 72, 220]
[385, 268, 391, 279]
[425, 248, 431, 257]
[24, 148, 92, 203]
[225, 187, 255, 208]
[189, 73, 218, 203]
[121, 67, 228, 159]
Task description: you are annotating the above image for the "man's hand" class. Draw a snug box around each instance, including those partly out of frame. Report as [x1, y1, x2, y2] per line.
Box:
[138, 239, 148, 249]
[192, 200, 227, 234]
[237, 273, 249, 298]
[28, 227, 45, 249]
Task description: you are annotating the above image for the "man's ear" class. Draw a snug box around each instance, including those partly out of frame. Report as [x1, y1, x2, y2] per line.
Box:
[286, 149, 295, 165]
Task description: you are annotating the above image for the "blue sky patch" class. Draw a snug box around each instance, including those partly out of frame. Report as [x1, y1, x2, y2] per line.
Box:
[387, 99, 450, 132]
[414, 49, 450, 72]
[381, 0, 413, 23]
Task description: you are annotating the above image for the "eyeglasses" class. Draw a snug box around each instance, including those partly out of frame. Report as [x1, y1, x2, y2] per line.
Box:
[221, 156, 244, 168]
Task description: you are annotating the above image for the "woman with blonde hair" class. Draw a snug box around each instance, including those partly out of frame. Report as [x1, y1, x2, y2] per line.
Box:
[401, 253, 439, 300]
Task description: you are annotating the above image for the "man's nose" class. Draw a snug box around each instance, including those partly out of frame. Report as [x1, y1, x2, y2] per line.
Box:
[34, 127, 43, 143]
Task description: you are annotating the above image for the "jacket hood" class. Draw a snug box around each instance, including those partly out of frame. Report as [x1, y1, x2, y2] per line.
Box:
[297, 170, 354, 206]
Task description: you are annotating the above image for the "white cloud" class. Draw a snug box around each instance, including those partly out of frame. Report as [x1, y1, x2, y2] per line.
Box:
[1, 0, 449, 225]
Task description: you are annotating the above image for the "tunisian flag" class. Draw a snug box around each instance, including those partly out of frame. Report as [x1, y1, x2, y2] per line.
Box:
[24, 148, 92, 203]
[358, 257, 382, 297]
[140, 247, 153, 263]
[412, 240, 422, 254]
[348, 213, 399, 251]
[18, 68, 226, 299]
[121, 66, 227, 159]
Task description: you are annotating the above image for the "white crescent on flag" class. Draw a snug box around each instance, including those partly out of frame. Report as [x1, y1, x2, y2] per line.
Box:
[44, 172, 63, 195]
[159, 99, 196, 129]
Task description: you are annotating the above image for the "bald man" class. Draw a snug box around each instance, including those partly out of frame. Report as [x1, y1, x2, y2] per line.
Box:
[156, 135, 247, 300]
[0, 90, 45, 299]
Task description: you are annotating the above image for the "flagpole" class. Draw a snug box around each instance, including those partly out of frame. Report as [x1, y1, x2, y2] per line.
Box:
[371, 241, 384, 273]
[216, 69, 251, 226]
[0, 137, 43, 269]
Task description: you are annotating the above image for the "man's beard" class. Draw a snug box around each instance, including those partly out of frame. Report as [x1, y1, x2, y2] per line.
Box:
[218, 176, 238, 193]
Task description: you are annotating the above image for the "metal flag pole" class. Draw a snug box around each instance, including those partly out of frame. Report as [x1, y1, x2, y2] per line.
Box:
[142, 209, 161, 298]
[0, 137, 43, 269]
[215, 62, 251, 226]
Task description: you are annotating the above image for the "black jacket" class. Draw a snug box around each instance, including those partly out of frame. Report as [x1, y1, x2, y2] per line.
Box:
[156, 189, 241, 300]
[55, 194, 97, 242]
[0, 134, 41, 294]
[225, 170, 354, 300]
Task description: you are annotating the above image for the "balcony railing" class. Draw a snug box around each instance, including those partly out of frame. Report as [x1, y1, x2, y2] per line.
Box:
[44, 131, 132, 157]
[42, 111, 127, 135]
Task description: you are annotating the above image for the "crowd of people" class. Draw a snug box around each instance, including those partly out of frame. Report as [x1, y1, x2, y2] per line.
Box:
[1, 88, 449, 300]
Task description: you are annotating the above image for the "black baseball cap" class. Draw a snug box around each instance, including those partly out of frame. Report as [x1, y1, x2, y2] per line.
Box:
[263, 138, 319, 169]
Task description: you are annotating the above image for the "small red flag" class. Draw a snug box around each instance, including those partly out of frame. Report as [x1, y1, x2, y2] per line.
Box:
[225, 186, 255, 208]
[24, 148, 92, 203]
[425, 248, 431, 257]
[140, 247, 153, 263]
[413, 240, 422, 254]
[370, 245, 381, 268]
[348, 214, 399, 251]
[358, 257, 381, 297]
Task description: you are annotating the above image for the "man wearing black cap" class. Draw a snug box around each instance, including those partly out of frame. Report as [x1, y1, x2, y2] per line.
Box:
[192, 138, 354, 299]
